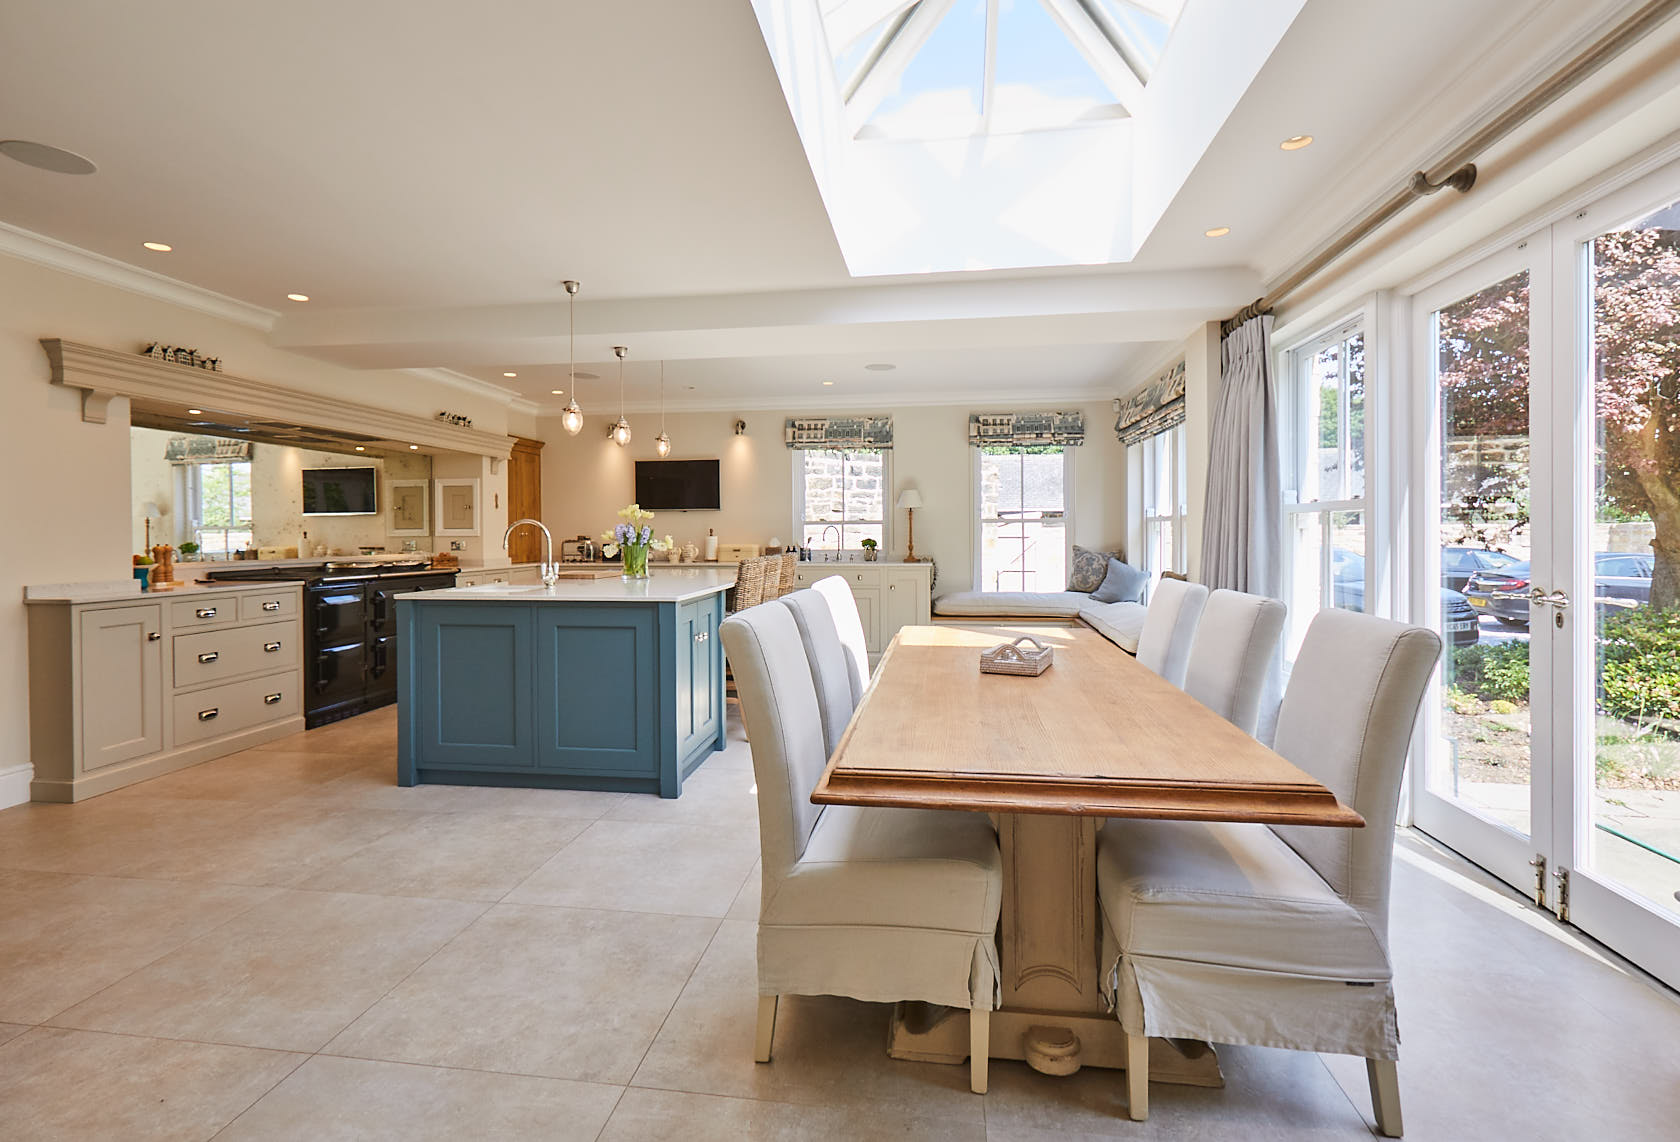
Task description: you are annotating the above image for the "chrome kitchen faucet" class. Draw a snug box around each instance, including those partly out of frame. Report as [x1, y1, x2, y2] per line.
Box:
[504, 518, 560, 587]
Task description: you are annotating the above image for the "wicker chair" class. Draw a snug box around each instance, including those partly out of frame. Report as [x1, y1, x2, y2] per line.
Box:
[729, 555, 769, 614]
[775, 551, 798, 599]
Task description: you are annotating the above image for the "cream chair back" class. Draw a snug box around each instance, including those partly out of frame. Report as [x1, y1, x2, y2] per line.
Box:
[1181, 589, 1285, 735]
[719, 604, 830, 873]
[1134, 578, 1209, 687]
[811, 575, 870, 704]
[1270, 609, 1442, 947]
[779, 588, 857, 757]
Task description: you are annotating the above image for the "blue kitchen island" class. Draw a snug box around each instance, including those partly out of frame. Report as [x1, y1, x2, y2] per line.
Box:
[395, 568, 733, 797]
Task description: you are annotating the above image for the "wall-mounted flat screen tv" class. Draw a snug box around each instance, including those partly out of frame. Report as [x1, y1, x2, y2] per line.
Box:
[634, 459, 721, 511]
[301, 466, 378, 515]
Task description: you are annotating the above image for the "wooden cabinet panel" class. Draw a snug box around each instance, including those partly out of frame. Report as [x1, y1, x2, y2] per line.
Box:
[78, 604, 163, 771]
[506, 437, 545, 564]
[415, 604, 534, 770]
[533, 607, 656, 776]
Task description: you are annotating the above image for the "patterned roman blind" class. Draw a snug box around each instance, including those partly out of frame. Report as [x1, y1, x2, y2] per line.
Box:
[784, 416, 893, 449]
[1114, 361, 1185, 446]
[967, 411, 1085, 447]
[164, 436, 252, 463]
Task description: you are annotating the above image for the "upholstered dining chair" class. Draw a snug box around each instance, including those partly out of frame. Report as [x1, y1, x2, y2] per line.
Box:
[719, 603, 1003, 1095]
[1180, 588, 1285, 734]
[779, 588, 856, 758]
[1095, 608, 1442, 1134]
[1133, 578, 1210, 687]
[810, 575, 870, 704]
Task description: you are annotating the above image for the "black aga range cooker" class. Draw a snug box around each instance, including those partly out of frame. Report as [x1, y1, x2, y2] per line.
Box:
[205, 561, 457, 727]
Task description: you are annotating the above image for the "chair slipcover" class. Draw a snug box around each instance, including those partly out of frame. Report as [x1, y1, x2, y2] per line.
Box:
[810, 576, 870, 705]
[1180, 589, 1285, 734]
[720, 604, 1001, 1013]
[1097, 609, 1442, 1061]
[779, 588, 856, 757]
[1133, 579, 1210, 687]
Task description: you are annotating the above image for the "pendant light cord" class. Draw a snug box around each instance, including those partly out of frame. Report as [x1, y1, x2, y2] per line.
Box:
[660, 361, 666, 434]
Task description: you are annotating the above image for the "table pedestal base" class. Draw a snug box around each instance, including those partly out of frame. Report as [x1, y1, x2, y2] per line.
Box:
[887, 1002, 1223, 1088]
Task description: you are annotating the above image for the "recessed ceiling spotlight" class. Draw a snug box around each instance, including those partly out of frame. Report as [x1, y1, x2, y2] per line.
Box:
[409, 444, 419, 450]
[822, 381, 834, 386]
[286, 293, 310, 302]
[864, 363, 896, 372]
[1204, 226, 1231, 238]
[1280, 135, 1314, 151]
[0, 139, 97, 174]
[550, 389, 564, 396]
[187, 408, 202, 415]
[503, 371, 518, 377]
[143, 241, 173, 252]
[355, 446, 365, 451]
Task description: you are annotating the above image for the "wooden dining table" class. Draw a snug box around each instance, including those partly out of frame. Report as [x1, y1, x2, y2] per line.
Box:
[811, 623, 1363, 1085]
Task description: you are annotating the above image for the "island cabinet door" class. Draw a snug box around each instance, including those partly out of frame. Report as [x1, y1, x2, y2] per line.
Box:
[533, 608, 657, 777]
[413, 604, 534, 769]
[675, 595, 721, 757]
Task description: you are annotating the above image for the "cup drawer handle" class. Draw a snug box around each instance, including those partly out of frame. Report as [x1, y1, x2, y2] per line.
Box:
[263, 641, 282, 653]
[262, 600, 281, 612]
[694, 631, 708, 643]
[197, 651, 219, 664]
[197, 707, 219, 722]
[195, 607, 217, 619]
[264, 692, 283, 705]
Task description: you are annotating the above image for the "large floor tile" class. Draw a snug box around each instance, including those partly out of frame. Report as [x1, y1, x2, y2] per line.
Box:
[631, 919, 985, 1126]
[284, 768, 632, 820]
[504, 818, 759, 916]
[0, 1022, 31, 1046]
[124, 801, 415, 887]
[0, 1026, 302, 1142]
[104, 747, 376, 805]
[296, 811, 591, 901]
[0, 868, 273, 1023]
[600, 1086, 984, 1141]
[326, 903, 717, 1083]
[725, 860, 762, 920]
[0, 796, 258, 876]
[604, 765, 759, 827]
[50, 889, 484, 1052]
[217, 1054, 623, 1141]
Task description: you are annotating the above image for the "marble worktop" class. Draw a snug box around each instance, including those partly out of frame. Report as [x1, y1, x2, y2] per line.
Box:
[402, 566, 739, 604]
[23, 579, 306, 605]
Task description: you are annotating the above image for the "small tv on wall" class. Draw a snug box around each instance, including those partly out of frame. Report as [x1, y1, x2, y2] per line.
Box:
[634, 459, 721, 511]
[301, 466, 378, 515]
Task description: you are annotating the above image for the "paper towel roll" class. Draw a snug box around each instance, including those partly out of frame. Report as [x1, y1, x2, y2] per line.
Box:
[704, 531, 718, 561]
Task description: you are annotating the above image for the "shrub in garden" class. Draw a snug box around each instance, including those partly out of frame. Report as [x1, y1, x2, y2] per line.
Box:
[1597, 607, 1680, 725]
[1450, 641, 1531, 703]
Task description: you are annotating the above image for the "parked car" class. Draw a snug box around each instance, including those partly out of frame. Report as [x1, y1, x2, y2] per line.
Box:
[1332, 550, 1479, 646]
[1462, 552, 1653, 627]
[1442, 546, 1521, 593]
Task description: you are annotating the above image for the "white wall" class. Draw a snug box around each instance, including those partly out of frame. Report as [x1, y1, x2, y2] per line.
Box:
[534, 400, 1128, 595]
[0, 250, 515, 801]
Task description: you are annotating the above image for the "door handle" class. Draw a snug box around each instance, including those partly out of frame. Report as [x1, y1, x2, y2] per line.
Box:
[1545, 589, 1569, 609]
[197, 651, 219, 664]
[262, 600, 281, 612]
[195, 607, 217, 619]
[147, 631, 161, 642]
[197, 707, 219, 722]
[263, 641, 282, 652]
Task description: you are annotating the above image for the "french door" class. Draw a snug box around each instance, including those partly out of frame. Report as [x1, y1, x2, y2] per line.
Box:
[1412, 162, 1680, 991]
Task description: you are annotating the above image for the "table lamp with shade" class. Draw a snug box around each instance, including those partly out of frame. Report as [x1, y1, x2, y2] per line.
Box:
[141, 501, 163, 551]
[896, 488, 924, 562]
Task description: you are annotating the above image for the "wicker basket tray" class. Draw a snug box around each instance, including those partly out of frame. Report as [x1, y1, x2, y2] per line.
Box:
[979, 635, 1054, 677]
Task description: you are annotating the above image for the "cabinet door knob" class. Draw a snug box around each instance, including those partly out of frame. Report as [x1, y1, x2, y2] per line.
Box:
[262, 600, 281, 612]
[694, 631, 708, 643]
[197, 651, 219, 664]
[147, 631, 161, 642]
[197, 707, 219, 721]
[195, 607, 217, 619]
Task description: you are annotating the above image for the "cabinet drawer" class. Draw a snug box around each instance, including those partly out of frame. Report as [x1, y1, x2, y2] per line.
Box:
[173, 672, 301, 745]
[173, 620, 299, 688]
[170, 596, 242, 630]
[239, 591, 298, 623]
[794, 566, 877, 587]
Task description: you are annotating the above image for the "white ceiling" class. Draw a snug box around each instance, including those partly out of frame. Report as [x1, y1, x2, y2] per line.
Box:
[0, 0, 1647, 408]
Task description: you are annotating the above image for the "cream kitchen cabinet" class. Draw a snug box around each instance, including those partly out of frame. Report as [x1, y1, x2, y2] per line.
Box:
[456, 564, 542, 588]
[792, 562, 932, 665]
[26, 582, 306, 802]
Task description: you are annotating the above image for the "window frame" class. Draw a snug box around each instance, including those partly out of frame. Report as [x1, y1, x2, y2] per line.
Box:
[1137, 423, 1188, 576]
[791, 447, 892, 553]
[971, 443, 1076, 593]
[187, 459, 254, 558]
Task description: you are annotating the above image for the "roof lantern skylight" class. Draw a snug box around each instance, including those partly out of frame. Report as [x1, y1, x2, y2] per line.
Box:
[824, 0, 1180, 140]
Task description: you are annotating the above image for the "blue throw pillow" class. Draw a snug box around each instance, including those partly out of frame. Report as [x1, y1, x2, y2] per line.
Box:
[1091, 558, 1148, 604]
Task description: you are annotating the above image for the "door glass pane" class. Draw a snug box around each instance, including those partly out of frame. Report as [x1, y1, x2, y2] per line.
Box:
[980, 446, 1066, 591]
[1587, 198, 1680, 920]
[1434, 270, 1533, 837]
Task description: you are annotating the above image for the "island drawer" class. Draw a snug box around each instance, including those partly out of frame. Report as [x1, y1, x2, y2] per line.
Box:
[170, 596, 244, 630]
[173, 620, 299, 687]
[239, 591, 299, 622]
[173, 672, 301, 745]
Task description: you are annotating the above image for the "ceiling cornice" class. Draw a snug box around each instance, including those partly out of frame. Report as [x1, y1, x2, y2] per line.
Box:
[403, 366, 525, 404]
[0, 221, 279, 330]
[528, 388, 1121, 417]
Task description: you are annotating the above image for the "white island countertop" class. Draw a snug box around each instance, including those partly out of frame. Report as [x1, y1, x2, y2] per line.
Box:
[400, 566, 738, 605]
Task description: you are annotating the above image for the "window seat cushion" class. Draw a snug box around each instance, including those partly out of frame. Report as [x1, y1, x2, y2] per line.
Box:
[1077, 599, 1147, 653]
[932, 590, 1089, 619]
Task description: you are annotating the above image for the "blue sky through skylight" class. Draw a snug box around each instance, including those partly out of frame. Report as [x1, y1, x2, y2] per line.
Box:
[869, 0, 987, 127]
[994, 0, 1113, 112]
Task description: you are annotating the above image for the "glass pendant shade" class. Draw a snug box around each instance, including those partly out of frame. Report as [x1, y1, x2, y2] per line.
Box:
[562, 279, 582, 435]
[561, 400, 583, 436]
[654, 431, 671, 457]
[611, 417, 632, 447]
[610, 345, 631, 448]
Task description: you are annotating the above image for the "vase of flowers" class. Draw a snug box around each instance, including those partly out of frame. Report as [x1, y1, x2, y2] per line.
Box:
[600, 504, 672, 581]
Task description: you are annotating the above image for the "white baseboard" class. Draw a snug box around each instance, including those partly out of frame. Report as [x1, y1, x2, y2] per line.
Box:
[0, 762, 33, 810]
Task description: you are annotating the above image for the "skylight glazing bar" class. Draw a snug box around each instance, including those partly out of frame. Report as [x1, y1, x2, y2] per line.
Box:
[1040, 0, 1146, 108]
[843, 0, 956, 133]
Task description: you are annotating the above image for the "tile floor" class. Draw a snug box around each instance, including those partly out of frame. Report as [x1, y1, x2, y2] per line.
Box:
[2, 705, 1678, 1140]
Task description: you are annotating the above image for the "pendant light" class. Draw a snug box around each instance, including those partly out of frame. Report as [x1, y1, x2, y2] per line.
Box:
[560, 280, 584, 436]
[609, 345, 632, 447]
[654, 360, 672, 457]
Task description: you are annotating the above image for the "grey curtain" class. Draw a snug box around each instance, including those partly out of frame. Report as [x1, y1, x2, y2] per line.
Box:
[1199, 314, 1281, 597]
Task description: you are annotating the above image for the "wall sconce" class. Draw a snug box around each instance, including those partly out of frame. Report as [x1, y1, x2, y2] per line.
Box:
[734, 419, 747, 436]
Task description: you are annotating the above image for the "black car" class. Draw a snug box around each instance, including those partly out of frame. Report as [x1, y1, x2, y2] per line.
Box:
[1442, 546, 1521, 593]
[1463, 552, 1653, 627]
[1332, 550, 1479, 646]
